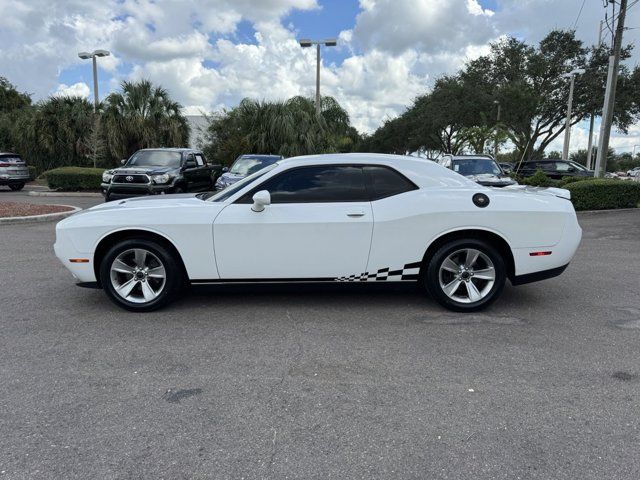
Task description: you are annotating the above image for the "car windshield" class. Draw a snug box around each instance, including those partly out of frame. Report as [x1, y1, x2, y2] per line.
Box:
[208, 164, 278, 202]
[569, 161, 588, 171]
[452, 158, 502, 176]
[229, 156, 278, 175]
[126, 151, 182, 167]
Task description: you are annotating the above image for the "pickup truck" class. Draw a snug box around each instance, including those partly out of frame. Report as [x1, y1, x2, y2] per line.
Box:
[101, 148, 223, 201]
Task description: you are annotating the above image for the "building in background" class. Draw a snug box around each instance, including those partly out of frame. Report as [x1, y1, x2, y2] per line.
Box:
[185, 115, 208, 150]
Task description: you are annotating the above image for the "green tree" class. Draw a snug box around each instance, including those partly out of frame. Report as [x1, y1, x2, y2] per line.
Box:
[460, 31, 636, 162]
[102, 80, 190, 163]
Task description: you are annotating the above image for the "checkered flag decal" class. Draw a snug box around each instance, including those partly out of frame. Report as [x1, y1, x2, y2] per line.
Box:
[335, 261, 421, 282]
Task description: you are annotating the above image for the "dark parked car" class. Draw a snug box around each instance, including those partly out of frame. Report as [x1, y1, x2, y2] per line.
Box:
[101, 148, 222, 201]
[0, 152, 30, 191]
[499, 162, 514, 173]
[437, 154, 517, 187]
[215, 154, 283, 190]
[517, 160, 594, 179]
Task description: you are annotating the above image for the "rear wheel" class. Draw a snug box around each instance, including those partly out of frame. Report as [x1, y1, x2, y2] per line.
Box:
[425, 239, 506, 312]
[9, 183, 24, 191]
[99, 239, 183, 311]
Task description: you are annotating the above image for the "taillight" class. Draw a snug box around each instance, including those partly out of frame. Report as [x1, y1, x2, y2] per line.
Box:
[0, 163, 11, 167]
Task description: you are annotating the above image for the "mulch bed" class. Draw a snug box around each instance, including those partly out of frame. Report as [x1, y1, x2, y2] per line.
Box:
[0, 202, 74, 218]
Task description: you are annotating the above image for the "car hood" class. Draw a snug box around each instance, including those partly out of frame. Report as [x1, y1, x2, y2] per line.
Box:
[88, 193, 202, 212]
[466, 173, 518, 186]
[110, 166, 179, 175]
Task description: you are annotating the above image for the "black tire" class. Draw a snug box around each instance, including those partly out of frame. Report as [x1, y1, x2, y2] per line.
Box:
[173, 186, 184, 194]
[424, 238, 506, 312]
[104, 192, 112, 202]
[99, 238, 183, 312]
[9, 183, 24, 191]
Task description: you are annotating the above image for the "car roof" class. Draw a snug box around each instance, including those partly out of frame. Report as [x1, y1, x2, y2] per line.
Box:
[0, 152, 20, 156]
[137, 148, 199, 153]
[275, 153, 480, 189]
[239, 154, 283, 158]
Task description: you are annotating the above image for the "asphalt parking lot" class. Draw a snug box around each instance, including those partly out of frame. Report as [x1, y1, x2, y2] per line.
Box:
[1, 189, 640, 479]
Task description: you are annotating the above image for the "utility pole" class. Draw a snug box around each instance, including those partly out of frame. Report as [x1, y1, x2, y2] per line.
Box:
[493, 101, 501, 159]
[594, 0, 628, 177]
[587, 20, 605, 169]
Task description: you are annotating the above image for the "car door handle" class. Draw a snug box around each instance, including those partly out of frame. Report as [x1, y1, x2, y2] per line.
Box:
[347, 211, 365, 218]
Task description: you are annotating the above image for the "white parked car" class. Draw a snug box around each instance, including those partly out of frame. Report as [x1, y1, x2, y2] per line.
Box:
[627, 166, 640, 177]
[54, 153, 582, 312]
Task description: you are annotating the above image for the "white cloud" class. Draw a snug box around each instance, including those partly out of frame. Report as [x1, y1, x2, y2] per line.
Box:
[53, 82, 91, 98]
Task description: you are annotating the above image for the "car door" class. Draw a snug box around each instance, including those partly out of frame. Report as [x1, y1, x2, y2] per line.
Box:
[182, 153, 198, 190]
[213, 165, 373, 279]
[193, 153, 210, 190]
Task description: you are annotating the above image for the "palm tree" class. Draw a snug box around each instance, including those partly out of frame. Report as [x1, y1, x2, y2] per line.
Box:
[204, 95, 359, 164]
[102, 80, 190, 162]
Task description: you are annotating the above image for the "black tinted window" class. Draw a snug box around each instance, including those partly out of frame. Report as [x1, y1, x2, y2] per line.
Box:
[240, 166, 368, 203]
[364, 166, 417, 200]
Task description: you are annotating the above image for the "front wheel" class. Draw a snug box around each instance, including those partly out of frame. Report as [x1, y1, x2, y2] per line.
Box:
[425, 239, 506, 312]
[99, 239, 183, 311]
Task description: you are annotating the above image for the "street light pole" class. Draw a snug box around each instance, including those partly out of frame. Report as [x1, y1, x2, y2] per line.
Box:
[561, 68, 585, 161]
[299, 38, 337, 116]
[78, 49, 111, 112]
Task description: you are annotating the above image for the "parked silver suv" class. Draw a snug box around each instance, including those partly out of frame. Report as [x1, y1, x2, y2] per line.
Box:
[0, 153, 30, 191]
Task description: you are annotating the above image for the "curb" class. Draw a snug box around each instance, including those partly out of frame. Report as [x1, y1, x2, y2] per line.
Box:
[577, 207, 639, 214]
[0, 205, 82, 225]
[28, 190, 103, 197]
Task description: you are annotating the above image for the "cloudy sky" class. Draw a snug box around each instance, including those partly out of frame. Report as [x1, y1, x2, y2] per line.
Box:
[1, 0, 639, 153]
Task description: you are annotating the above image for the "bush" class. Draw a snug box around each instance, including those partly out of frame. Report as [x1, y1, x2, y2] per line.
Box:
[521, 169, 558, 187]
[566, 179, 640, 211]
[27, 165, 36, 180]
[44, 167, 104, 191]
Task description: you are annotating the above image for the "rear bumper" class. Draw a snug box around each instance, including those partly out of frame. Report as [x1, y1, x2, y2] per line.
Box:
[0, 174, 30, 185]
[511, 263, 569, 286]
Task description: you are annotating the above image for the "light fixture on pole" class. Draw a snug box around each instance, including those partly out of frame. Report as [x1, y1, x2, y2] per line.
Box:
[560, 68, 585, 161]
[299, 38, 337, 116]
[78, 49, 110, 112]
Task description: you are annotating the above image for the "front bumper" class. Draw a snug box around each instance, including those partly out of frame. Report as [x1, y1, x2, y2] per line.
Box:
[102, 182, 178, 199]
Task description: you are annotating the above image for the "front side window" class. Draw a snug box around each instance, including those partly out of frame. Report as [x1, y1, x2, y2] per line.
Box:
[364, 166, 417, 200]
[239, 165, 368, 203]
[195, 154, 205, 166]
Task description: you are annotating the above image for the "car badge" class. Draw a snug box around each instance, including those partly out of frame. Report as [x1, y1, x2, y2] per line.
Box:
[126, 176, 134, 182]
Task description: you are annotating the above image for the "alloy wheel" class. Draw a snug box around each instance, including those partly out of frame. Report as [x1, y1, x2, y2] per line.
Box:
[109, 248, 166, 303]
[438, 248, 496, 304]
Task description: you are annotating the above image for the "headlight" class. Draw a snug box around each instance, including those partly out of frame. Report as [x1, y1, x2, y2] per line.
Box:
[152, 174, 171, 184]
[102, 171, 113, 183]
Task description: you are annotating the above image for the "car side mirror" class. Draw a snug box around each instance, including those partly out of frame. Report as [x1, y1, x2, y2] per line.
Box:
[567, 166, 575, 172]
[251, 190, 271, 212]
[120, 159, 127, 166]
[222, 166, 229, 173]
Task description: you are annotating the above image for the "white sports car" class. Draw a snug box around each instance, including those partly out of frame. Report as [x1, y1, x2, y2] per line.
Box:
[54, 153, 582, 312]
